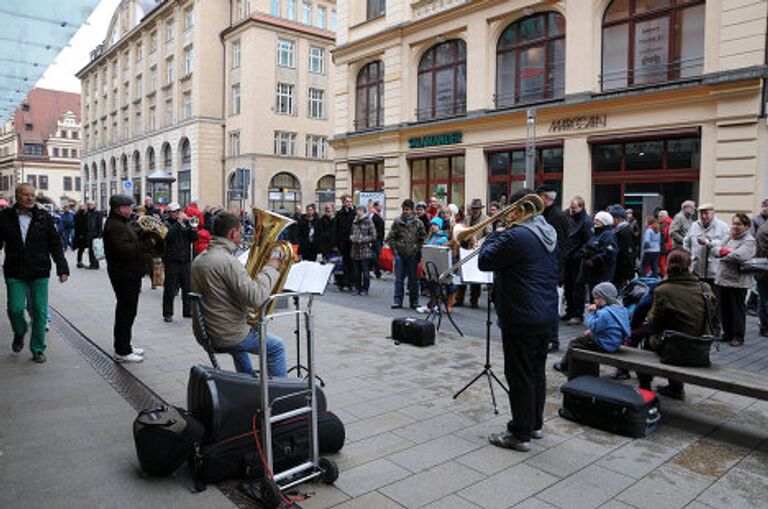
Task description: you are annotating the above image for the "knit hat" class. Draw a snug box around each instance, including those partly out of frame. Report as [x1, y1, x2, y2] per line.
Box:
[608, 204, 626, 219]
[592, 282, 619, 305]
[430, 217, 443, 229]
[594, 211, 613, 227]
[416, 201, 427, 210]
[109, 194, 133, 209]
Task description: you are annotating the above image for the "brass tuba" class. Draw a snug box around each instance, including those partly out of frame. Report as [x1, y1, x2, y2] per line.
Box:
[245, 207, 295, 327]
[136, 214, 168, 258]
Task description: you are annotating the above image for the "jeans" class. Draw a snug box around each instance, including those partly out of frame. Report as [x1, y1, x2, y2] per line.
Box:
[642, 252, 660, 277]
[220, 329, 287, 377]
[7, 278, 48, 353]
[501, 330, 549, 441]
[109, 276, 142, 355]
[353, 258, 370, 292]
[757, 277, 768, 332]
[394, 253, 419, 306]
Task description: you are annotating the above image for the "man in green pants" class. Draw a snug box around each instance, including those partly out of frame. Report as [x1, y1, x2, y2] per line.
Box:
[0, 183, 69, 363]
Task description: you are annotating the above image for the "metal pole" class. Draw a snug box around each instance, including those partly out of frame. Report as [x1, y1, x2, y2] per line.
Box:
[525, 108, 536, 189]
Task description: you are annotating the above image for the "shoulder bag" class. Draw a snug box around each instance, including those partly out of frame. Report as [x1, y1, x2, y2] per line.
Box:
[656, 282, 716, 367]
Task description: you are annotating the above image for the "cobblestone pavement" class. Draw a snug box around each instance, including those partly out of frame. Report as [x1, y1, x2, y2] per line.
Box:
[2, 250, 768, 508]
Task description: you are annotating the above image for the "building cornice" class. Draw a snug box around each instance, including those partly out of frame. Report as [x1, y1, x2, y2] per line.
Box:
[221, 13, 336, 43]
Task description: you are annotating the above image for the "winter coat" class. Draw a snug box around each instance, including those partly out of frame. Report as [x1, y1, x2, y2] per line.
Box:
[586, 304, 630, 352]
[163, 218, 198, 263]
[417, 213, 430, 234]
[714, 232, 756, 289]
[104, 212, 154, 280]
[350, 215, 376, 260]
[426, 230, 449, 247]
[317, 214, 334, 258]
[669, 211, 694, 248]
[297, 214, 320, 260]
[331, 206, 355, 250]
[643, 228, 661, 252]
[683, 217, 730, 280]
[647, 273, 716, 336]
[371, 212, 385, 244]
[751, 212, 768, 237]
[194, 228, 211, 254]
[562, 209, 593, 260]
[613, 222, 637, 283]
[74, 208, 102, 248]
[659, 216, 672, 254]
[578, 226, 618, 284]
[478, 216, 558, 334]
[386, 213, 426, 258]
[60, 210, 75, 230]
[0, 205, 69, 280]
[542, 205, 569, 278]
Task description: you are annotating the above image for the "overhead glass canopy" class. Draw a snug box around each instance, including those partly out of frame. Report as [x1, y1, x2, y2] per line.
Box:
[0, 1, 101, 122]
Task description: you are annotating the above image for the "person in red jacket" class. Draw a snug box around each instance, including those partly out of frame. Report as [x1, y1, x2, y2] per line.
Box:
[658, 210, 673, 277]
[185, 201, 209, 254]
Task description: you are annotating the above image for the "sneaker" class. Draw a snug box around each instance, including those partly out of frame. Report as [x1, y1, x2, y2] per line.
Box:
[359, 290, 368, 296]
[132, 347, 145, 356]
[531, 429, 544, 440]
[547, 343, 560, 354]
[656, 384, 685, 400]
[566, 317, 582, 326]
[553, 362, 567, 374]
[12, 335, 23, 353]
[115, 352, 144, 363]
[163, 316, 173, 323]
[32, 352, 47, 364]
[729, 339, 744, 347]
[415, 305, 430, 314]
[488, 431, 531, 452]
[391, 303, 403, 309]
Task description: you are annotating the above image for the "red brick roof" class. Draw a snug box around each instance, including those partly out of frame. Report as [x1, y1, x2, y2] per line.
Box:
[13, 88, 81, 146]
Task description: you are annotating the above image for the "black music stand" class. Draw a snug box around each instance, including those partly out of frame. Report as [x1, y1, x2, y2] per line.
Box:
[453, 283, 508, 414]
[423, 261, 463, 337]
[287, 296, 326, 387]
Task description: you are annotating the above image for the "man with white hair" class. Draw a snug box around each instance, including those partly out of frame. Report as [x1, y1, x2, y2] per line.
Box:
[670, 200, 696, 249]
[750, 198, 768, 236]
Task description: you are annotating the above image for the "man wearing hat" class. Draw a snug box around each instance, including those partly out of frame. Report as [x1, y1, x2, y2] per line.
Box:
[683, 203, 730, 284]
[670, 200, 696, 249]
[162, 202, 198, 322]
[415, 201, 430, 232]
[104, 194, 156, 362]
[609, 204, 637, 291]
[456, 198, 489, 308]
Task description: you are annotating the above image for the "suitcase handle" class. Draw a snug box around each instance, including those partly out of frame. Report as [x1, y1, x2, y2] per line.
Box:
[137, 405, 178, 427]
[646, 412, 661, 426]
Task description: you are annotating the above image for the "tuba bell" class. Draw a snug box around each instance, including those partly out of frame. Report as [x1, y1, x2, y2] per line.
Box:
[245, 208, 295, 327]
[136, 214, 168, 257]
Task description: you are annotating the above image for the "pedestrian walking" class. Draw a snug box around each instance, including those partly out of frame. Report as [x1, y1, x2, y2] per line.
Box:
[0, 183, 69, 363]
[162, 202, 198, 322]
[386, 199, 426, 309]
[332, 195, 356, 290]
[349, 205, 376, 295]
[561, 196, 593, 325]
[60, 205, 75, 250]
[74, 200, 103, 269]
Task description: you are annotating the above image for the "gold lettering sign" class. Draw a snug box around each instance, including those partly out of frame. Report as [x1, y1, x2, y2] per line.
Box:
[549, 115, 607, 133]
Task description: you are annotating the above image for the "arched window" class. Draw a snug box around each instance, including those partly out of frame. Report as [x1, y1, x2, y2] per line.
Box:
[496, 12, 565, 108]
[132, 151, 142, 204]
[91, 163, 97, 180]
[147, 147, 156, 172]
[355, 61, 383, 130]
[133, 150, 141, 174]
[110, 157, 117, 178]
[100, 160, 106, 179]
[268, 172, 301, 212]
[601, 0, 705, 90]
[162, 143, 172, 171]
[417, 39, 466, 121]
[178, 138, 191, 207]
[121, 154, 128, 178]
[316, 174, 335, 205]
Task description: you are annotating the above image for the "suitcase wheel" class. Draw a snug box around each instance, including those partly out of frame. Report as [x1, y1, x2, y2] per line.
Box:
[260, 477, 282, 509]
[319, 457, 339, 485]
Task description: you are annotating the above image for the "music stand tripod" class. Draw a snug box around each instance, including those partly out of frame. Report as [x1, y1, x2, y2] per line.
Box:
[287, 295, 325, 387]
[423, 261, 463, 337]
[453, 283, 508, 414]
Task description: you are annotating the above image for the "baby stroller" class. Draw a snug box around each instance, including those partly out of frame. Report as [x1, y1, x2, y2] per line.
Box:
[328, 250, 345, 290]
[611, 277, 660, 380]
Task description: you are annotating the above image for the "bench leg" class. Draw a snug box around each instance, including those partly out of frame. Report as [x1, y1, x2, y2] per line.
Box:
[567, 356, 600, 380]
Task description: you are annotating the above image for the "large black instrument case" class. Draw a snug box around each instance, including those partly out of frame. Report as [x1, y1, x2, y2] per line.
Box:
[559, 376, 660, 438]
[187, 365, 327, 442]
[133, 405, 205, 476]
[392, 317, 435, 347]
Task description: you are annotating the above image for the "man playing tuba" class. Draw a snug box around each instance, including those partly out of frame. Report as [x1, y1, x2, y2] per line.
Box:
[191, 211, 287, 377]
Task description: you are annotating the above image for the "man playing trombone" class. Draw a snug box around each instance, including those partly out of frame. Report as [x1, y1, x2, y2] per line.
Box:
[478, 188, 558, 452]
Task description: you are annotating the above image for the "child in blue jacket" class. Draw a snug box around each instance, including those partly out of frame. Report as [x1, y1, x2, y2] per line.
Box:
[554, 282, 630, 374]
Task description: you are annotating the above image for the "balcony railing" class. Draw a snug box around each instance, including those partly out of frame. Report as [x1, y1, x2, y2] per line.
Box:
[599, 56, 704, 92]
[415, 100, 467, 122]
[353, 117, 383, 131]
[494, 80, 565, 110]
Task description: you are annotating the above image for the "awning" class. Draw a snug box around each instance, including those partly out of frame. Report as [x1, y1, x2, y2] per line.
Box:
[0, 2, 101, 122]
[146, 171, 176, 183]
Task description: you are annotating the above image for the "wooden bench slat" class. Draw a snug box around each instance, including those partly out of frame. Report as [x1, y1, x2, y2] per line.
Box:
[571, 347, 768, 400]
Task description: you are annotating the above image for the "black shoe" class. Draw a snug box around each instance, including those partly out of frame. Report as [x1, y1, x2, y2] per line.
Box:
[86, 265, 99, 270]
[454, 301, 464, 308]
[559, 314, 572, 322]
[470, 302, 479, 309]
[182, 313, 192, 319]
[32, 352, 47, 364]
[391, 303, 403, 309]
[164, 316, 173, 323]
[760, 330, 768, 337]
[553, 361, 567, 374]
[375, 272, 382, 279]
[76, 262, 84, 268]
[410, 303, 419, 310]
[656, 384, 685, 400]
[547, 343, 560, 354]
[12, 335, 23, 353]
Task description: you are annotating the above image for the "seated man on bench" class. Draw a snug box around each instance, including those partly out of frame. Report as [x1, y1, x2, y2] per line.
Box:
[191, 211, 287, 377]
[638, 248, 716, 399]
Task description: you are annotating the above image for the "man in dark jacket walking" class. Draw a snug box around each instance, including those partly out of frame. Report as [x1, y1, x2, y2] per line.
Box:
[104, 195, 155, 363]
[561, 196, 593, 325]
[332, 195, 356, 290]
[386, 199, 426, 309]
[297, 203, 320, 261]
[60, 205, 75, 249]
[537, 186, 568, 352]
[370, 201, 385, 278]
[74, 200, 103, 269]
[609, 205, 637, 291]
[162, 202, 198, 322]
[479, 188, 558, 452]
[0, 184, 69, 363]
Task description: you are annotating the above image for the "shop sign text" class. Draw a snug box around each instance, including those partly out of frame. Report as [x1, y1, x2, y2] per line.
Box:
[549, 115, 607, 133]
[408, 131, 462, 149]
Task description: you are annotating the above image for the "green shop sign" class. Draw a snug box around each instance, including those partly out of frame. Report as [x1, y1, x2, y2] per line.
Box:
[408, 132, 462, 149]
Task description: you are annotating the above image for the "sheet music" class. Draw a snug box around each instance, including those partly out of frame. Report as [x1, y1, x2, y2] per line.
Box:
[460, 248, 493, 284]
[283, 261, 334, 294]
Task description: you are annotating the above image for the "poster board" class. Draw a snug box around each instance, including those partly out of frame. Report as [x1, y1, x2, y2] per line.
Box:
[459, 247, 493, 284]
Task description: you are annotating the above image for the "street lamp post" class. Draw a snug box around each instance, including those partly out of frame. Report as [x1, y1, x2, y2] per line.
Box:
[525, 108, 536, 189]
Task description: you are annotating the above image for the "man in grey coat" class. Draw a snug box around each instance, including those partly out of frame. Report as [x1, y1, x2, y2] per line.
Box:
[669, 200, 696, 249]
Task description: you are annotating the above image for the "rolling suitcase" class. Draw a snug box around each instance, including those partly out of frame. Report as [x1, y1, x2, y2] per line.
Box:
[133, 405, 205, 476]
[391, 318, 435, 347]
[559, 376, 660, 438]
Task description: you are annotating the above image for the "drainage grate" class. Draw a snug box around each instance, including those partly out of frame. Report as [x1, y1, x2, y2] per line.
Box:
[50, 307, 165, 412]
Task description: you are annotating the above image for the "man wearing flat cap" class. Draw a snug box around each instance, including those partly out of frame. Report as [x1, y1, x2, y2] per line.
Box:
[456, 198, 489, 308]
[104, 194, 157, 363]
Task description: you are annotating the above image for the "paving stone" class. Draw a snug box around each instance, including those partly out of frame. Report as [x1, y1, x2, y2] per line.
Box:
[344, 393, 419, 420]
[295, 483, 350, 509]
[335, 432, 415, 471]
[457, 464, 559, 509]
[455, 443, 529, 476]
[388, 434, 482, 473]
[537, 465, 635, 509]
[668, 439, 749, 478]
[380, 461, 486, 508]
[695, 467, 768, 509]
[615, 464, 715, 509]
[596, 439, 683, 479]
[511, 498, 559, 509]
[344, 412, 417, 443]
[334, 459, 411, 498]
[330, 491, 405, 509]
[595, 501, 640, 509]
[392, 412, 478, 444]
[421, 494, 482, 509]
[524, 437, 616, 478]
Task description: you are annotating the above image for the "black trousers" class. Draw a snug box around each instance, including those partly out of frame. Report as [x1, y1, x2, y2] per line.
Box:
[341, 245, 356, 289]
[501, 329, 550, 441]
[702, 278, 722, 335]
[77, 243, 98, 268]
[718, 286, 747, 342]
[163, 261, 192, 318]
[109, 276, 141, 355]
[564, 258, 585, 319]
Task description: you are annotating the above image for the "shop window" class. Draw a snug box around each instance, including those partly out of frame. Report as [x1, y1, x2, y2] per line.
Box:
[601, 0, 705, 90]
[410, 155, 465, 207]
[591, 134, 700, 214]
[487, 145, 563, 208]
[268, 172, 301, 212]
[417, 40, 466, 121]
[316, 174, 335, 205]
[355, 61, 384, 130]
[496, 12, 565, 108]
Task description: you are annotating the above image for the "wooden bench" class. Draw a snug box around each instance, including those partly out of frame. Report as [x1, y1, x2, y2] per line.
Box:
[570, 346, 768, 400]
